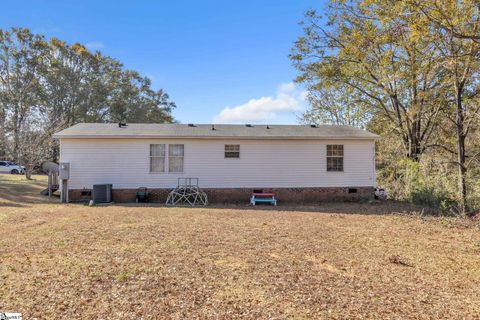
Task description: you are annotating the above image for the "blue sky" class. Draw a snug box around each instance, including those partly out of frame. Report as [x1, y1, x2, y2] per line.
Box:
[0, 0, 325, 124]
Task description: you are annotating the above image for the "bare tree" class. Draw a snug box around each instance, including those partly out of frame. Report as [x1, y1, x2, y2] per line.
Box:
[299, 84, 371, 128]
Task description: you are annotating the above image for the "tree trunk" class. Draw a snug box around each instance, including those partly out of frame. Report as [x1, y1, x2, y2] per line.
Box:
[25, 165, 33, 180]
[455, 92, 468, 215]
[406, 135, 422, 161]
[12, 106, 20, 162]
[457, 135, 467, 215]
[0, 107, 5, 158]
[393, 96, 423, 162]
[404, 124, 422, 161]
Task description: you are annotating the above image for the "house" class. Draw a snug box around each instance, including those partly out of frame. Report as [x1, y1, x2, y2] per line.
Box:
[53, 123, 379, 203]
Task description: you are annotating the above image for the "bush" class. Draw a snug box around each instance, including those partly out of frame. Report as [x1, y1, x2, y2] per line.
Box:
[410, 186, 456, 214]
[378, 158, 459, 215]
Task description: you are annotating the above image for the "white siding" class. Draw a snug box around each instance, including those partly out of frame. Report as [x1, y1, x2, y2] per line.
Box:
[59, 138, 376, 189]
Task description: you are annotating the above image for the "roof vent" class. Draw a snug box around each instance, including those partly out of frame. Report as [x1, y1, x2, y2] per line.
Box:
[118, 122, 128, 128]
[245, 124, 253, 127]
[310, 124, 317, 128]
[188, 123, 196, 127]
[211, 125, 216, 131]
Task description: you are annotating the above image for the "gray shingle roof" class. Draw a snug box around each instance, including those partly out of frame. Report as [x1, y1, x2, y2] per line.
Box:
[53, 123, 379, 140]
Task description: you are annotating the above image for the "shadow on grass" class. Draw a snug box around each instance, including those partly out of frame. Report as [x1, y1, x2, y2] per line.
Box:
[89, 200, 432, 216]
[0, 173, 58, 207]
[0, 201, 28, 208]
[0, 173, 433, 215]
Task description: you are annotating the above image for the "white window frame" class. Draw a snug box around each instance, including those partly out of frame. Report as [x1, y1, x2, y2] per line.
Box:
[225, 144, 240, 158]
[326, 144, 344, 172]
[150, 144, 166, 173]
[168, 144, 184, 173]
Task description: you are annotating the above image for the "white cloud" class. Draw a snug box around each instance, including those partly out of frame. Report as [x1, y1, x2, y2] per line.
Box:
[213, 82, 306, 124]
[85, 41, 105, 50]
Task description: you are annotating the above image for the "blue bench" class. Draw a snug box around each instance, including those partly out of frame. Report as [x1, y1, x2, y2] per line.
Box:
[250, 193, 277, 206]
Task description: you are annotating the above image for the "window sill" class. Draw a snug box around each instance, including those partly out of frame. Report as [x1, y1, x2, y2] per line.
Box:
[149, 172, 185, 174]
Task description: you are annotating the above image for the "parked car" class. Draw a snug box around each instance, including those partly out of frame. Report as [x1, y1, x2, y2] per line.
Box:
[0, 161, 25, 174]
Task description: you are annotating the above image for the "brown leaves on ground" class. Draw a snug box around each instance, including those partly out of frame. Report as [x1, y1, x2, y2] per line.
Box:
[0, 201, 479, 319]
[388, 255, 414, 267]
[0, 174, 52, 207]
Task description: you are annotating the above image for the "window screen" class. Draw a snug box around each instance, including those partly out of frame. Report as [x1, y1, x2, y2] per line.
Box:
[225, 144, 240, 158]
[168, 144, 184, 172]
[150, 144, 166, 172]
[327, 145, 344, 172]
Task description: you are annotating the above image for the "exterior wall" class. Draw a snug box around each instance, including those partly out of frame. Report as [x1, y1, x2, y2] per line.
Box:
[68, 186, 374, 204]
[59, 138, 376, 192]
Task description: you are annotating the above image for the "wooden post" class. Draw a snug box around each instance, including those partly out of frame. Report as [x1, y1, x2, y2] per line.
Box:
[61, 180, 68, 203]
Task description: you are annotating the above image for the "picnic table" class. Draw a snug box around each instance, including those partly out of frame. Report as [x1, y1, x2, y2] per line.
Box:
[250, 192, 277, 206]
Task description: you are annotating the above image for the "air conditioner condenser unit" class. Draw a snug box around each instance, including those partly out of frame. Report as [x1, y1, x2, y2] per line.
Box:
[92, 184, 112, 203]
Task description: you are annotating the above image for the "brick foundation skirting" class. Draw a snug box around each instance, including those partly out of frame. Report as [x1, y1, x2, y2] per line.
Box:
[68, 186, 374, 204]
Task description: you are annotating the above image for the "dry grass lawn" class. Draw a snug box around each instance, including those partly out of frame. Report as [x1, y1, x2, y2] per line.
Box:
[1, 174, 479, 319]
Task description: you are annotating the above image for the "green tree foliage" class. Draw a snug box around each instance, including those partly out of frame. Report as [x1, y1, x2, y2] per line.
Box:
[0, 28, 176, 177]
[292, 0, 480, 215]
[291, 2, 444, 160]
[0, 28, 44, 161]
[412, 0, 480, 215]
